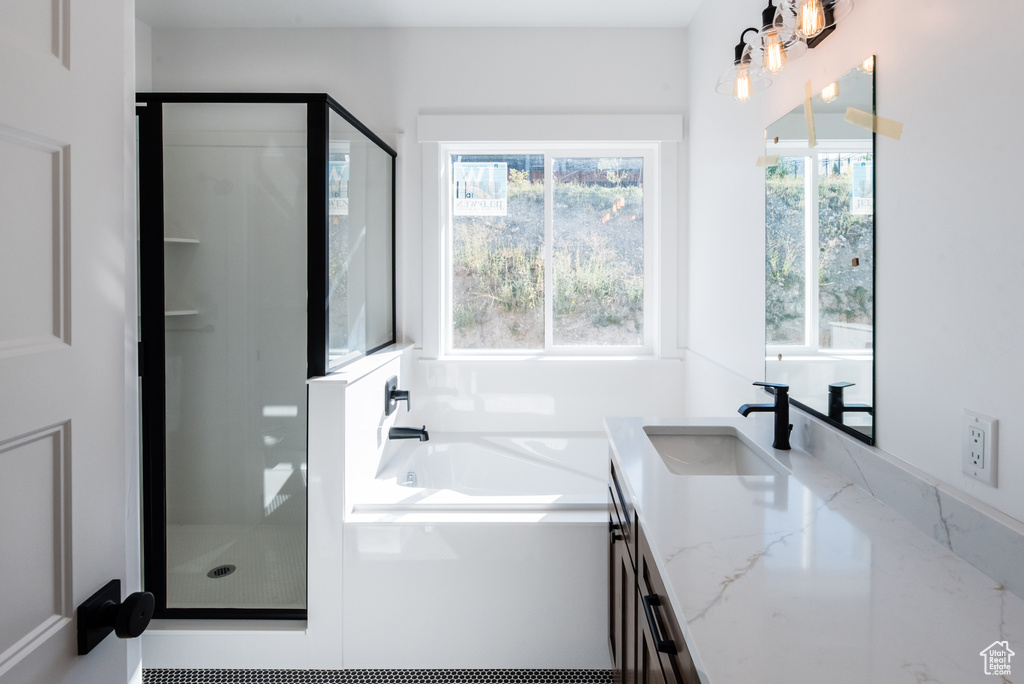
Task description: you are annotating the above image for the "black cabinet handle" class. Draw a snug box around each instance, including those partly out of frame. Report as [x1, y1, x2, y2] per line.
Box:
[642, 593, 677, 655]
[609, 519, 623, 543]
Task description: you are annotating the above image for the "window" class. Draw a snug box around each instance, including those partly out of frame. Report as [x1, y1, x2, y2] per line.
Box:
[443, 144, 656, 354]
[765, 141, 873, 354]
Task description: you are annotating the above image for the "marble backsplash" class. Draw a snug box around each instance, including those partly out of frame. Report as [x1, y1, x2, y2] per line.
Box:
[790, 410, 1024, 599]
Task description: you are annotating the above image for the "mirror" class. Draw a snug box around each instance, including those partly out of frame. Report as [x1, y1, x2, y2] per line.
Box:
[764, 57, 875, 444]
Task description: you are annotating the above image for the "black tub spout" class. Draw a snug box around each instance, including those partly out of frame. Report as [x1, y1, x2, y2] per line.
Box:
[389, 425, 429, 442]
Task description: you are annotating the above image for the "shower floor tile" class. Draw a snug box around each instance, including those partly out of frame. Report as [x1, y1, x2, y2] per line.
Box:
[167, 523, 305, 610]
[143, 669, 614, 684]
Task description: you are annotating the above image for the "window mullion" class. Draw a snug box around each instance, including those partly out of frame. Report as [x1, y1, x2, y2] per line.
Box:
[808, 152, 821, 351]
[544, 153, 554, 351]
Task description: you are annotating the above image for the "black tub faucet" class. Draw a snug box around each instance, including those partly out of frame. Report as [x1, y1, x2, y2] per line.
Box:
[738, 381, 792, 450]
[827, 382, 873, 424]
[389, 425, 429, 442]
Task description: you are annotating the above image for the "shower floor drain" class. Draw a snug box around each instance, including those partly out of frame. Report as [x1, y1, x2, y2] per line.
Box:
[207, 564, 236, 579]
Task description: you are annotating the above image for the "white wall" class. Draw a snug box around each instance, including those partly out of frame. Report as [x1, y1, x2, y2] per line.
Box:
[135, 19, 152, 91]
[686, 0, 1024, 522]
[151, 27, 691, 429]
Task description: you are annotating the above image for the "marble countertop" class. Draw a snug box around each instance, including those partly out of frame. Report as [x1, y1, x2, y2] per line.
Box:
[606, 415, 1023, 684]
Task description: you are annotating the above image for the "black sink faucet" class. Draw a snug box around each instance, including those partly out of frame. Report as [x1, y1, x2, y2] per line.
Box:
[738, 382, 792, 450]
[827, 382, 873, 425]
[389, 425, 429, 442]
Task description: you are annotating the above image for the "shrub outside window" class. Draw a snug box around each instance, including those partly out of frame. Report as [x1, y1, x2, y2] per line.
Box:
[445, 145, 656, 355]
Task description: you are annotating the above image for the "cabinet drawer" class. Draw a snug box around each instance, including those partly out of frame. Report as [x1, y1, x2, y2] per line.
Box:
[609, 460, 635, 562]
[638, 525, 700, 684]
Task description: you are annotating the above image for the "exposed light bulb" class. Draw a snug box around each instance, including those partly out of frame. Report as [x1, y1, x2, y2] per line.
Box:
[819, 82, 839, 103]
[733, 65, 753, 103]
[796, 0, 826, 39]
[762, 30, 788, 75]
[858, 56, 875, 74]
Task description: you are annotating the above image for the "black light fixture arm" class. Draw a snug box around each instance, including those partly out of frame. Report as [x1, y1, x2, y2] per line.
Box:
[734, 27, 760, 65]
[761, 0, 780, 31]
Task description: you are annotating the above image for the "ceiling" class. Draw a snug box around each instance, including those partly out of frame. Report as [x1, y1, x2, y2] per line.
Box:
[135, 0, 704, 29]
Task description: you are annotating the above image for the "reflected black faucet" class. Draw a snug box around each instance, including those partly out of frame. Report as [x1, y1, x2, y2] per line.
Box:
[738, 381, 792, 450]
[389, 425, 429, 442]
[827, 382, 873, 425]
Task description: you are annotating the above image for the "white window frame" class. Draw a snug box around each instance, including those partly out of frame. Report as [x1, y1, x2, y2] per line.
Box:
[418, 114, 684, 360]
[765, 138, 873, 358]
[441, 142, 657, 357]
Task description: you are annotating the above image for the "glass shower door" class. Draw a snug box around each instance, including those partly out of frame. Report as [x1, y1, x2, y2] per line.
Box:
[159, 102, 308, 611]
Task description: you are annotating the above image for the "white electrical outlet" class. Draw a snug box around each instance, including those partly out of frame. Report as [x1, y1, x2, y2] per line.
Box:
[962, 410, 998, 487]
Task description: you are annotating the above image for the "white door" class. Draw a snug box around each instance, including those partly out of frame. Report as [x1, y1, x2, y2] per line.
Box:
[0, 0, 140, 682]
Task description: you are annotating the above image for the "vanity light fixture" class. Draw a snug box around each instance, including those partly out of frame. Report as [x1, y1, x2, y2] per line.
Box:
[857, 55, 875, 74]
[753, 0, 806, 75]
[718, 0, 852, 103]
[819, 81, 840, 103]
[715, 28, 771, 103]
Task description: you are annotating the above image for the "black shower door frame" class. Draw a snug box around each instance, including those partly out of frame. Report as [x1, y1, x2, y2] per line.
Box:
[136, 92, 396, 620]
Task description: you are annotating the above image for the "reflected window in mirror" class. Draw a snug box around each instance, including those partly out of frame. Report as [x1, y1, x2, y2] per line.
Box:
[764, 58, 875, 444]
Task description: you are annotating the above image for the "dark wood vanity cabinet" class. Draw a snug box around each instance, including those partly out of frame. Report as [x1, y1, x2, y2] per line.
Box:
[637, 525, 701, 684]
[609, 461, 699, 684]
[609, 514, 636, 684]
[609, 461, 636, 684]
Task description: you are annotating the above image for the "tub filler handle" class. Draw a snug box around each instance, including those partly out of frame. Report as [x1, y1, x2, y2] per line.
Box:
[385, 375, 411, 416]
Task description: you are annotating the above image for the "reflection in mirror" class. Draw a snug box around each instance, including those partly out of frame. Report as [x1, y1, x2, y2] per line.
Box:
[764, 57, 875, 444]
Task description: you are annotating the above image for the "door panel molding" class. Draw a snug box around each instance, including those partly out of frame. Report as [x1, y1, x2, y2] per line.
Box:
[0, 124, 70, 357]
[0, 421, 72, 676]
[0, 0, 69, 68]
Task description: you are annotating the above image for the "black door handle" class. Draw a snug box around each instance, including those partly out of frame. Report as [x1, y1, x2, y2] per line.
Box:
[78, 579, 155, 655]
[641, 593, 677, 655]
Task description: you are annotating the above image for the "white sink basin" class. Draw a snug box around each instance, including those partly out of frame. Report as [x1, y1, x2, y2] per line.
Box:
[643, 425, 790, 476]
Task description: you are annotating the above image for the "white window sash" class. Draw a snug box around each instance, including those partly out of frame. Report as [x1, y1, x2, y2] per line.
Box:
[437, 143, 658, 357]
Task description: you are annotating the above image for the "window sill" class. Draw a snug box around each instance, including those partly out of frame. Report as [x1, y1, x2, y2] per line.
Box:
[428, 353, 670, 363]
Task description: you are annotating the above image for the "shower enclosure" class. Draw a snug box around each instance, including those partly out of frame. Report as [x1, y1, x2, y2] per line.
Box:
[137, 93, 395, 619]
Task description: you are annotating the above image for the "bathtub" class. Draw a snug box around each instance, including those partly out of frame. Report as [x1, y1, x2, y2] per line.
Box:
[348, 431, 610, 517]
[341, 431, 610, 668]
